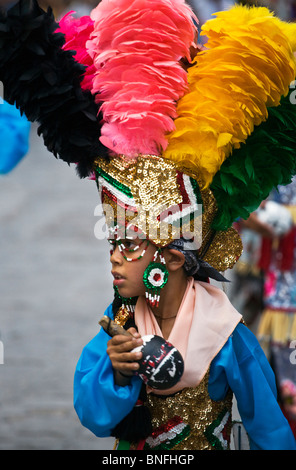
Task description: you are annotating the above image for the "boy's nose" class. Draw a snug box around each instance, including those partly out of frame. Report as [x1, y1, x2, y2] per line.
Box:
[110, 243, 123, 265]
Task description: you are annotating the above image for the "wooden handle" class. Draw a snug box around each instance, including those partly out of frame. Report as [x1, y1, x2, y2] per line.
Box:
[99, 316, 132, 338]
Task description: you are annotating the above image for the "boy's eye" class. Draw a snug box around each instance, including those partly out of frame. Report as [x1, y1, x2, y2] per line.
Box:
[107, 238, 139, 252]
[108, 238, 150, 261]
[123, 240, 139, 251]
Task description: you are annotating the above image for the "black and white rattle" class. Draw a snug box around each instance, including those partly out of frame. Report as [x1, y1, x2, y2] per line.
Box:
[99, 316, 184, 390]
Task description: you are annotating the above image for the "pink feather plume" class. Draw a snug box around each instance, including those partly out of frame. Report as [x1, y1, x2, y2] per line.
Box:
[87, 0, 198, 157]
[57, 12, 96, 91]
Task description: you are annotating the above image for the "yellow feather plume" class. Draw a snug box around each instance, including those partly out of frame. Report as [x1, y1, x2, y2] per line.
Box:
[164, 5, 296, 188]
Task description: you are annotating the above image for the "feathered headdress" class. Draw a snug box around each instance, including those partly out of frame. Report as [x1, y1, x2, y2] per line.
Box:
[1, 0, 296, 272]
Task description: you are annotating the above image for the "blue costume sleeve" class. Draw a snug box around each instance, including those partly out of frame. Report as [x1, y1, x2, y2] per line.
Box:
[208, 323, 296, 450]
[73, 304, 143, 437]
[0, 101, 30, 174]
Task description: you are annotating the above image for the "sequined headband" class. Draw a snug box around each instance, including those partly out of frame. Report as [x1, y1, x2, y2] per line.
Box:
[95, 155, 203, 246]
[95, 155, 243, 273]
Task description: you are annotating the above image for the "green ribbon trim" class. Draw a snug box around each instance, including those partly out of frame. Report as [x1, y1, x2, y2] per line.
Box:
[96, 166, 133, 199]
[204, 408, 230, 450]
[190, 176, 204, 211]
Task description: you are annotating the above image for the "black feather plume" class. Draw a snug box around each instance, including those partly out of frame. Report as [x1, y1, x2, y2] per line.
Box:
[0, 0, 109, 177]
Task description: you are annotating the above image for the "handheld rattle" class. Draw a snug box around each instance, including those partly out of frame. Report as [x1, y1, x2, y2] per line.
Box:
[99, 316, 184, 390]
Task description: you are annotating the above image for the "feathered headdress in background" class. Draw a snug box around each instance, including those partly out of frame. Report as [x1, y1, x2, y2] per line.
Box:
[1, 0, 296, 273]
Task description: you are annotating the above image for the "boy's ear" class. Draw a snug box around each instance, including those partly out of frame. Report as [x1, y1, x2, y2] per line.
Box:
[165, 249, 185, 272]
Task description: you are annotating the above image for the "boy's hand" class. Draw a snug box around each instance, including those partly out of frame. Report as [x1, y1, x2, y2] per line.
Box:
[107, 327, 143, 381]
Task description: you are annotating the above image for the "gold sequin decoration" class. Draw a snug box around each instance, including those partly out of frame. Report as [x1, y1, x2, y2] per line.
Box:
[133, 156, 183, 211]
[114, 306, 131, 327]
[96, 155, 182, 211]
[95, 155, 195, 247]
[204, 227, 243, 272]
[145, 372, 233, 450]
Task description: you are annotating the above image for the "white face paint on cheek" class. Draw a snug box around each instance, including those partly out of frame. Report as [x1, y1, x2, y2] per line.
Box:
[117, 246, 156, 298]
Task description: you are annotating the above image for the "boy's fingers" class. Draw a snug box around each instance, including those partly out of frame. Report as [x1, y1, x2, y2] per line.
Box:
[106, 333, 143, 377]
[116, 360, 140, 373]
[109, 335, 142, 350]
[127, 327, 141, 339]
[111, 350, 142, 362]
[111, 353, 141, 375]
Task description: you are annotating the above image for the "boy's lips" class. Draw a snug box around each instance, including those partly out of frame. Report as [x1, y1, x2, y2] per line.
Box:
[112, 271, 126, 286]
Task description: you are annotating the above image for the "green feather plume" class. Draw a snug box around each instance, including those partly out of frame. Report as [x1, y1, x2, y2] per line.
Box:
[210, 88, 296, 231]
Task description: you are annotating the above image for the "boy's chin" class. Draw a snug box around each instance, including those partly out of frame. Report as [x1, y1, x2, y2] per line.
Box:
[117, 286, 133, 298]
[117, 286, 143, 300]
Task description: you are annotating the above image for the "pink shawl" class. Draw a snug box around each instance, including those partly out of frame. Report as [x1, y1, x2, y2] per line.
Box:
[135, 277, 242, 395]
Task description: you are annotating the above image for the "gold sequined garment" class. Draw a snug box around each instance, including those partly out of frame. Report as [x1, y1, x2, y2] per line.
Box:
[114, 307, 233, 450]
[137, 373, 233, 450]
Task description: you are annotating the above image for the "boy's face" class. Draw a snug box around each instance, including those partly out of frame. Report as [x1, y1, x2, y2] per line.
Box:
[110, 237, 157, 299]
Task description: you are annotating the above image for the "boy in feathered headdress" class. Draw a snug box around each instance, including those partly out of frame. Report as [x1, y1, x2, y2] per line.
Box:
[1, 0, 296, 450]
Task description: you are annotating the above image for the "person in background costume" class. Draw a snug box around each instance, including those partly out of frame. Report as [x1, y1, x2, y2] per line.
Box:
[1, 0, 296, 450]
[229, 186, 296, 438]
[256, 179, 296, 438]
